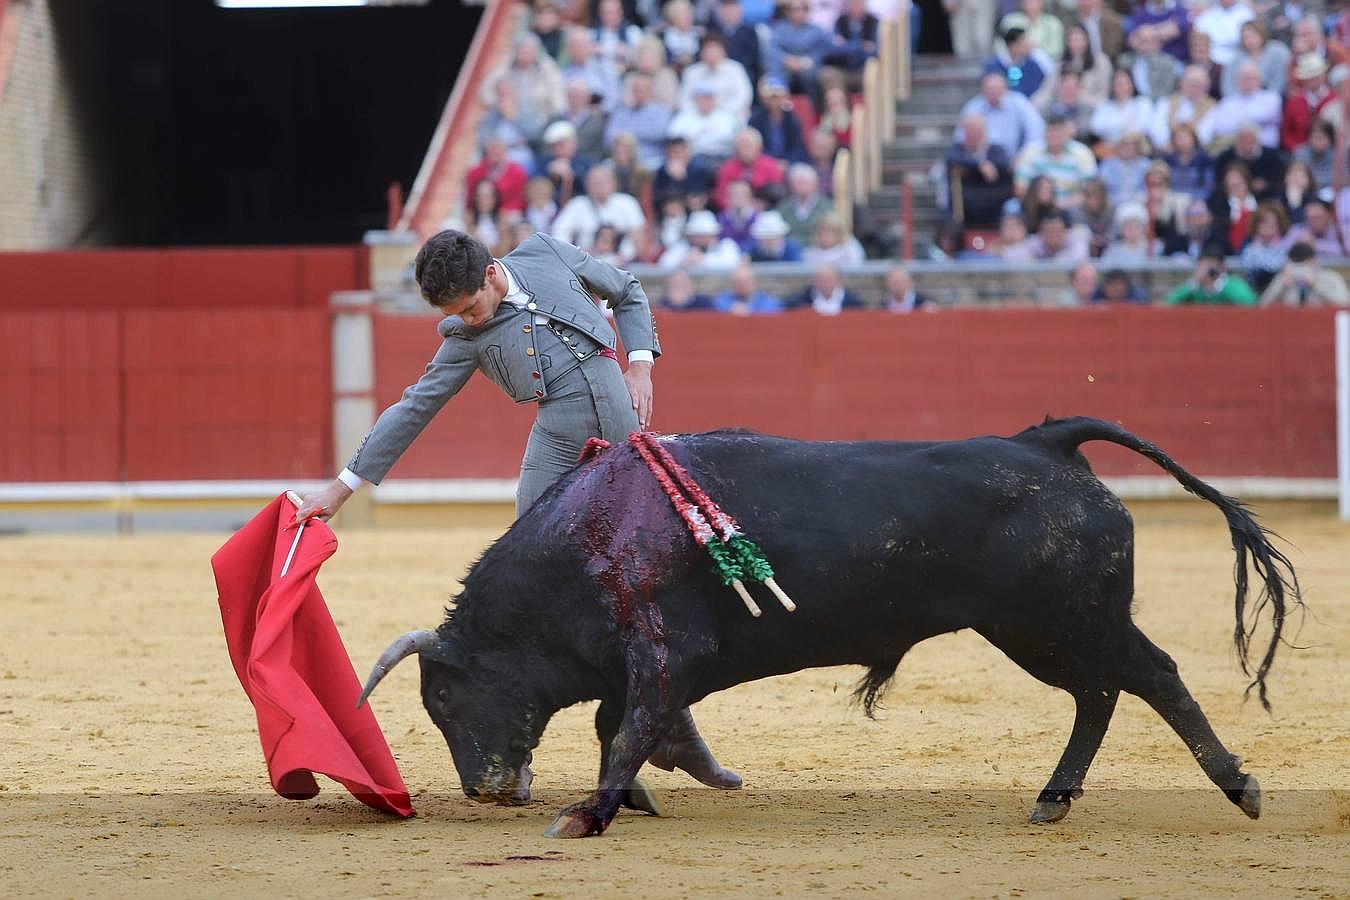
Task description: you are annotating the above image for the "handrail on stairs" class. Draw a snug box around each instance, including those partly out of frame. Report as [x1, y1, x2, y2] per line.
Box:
[849, 5, 912, 253]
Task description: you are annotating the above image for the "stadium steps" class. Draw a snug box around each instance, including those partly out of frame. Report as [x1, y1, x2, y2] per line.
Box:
[868, 55, 983, 246]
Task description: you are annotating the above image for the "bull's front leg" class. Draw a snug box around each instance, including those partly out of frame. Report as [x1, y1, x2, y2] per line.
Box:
[545, 698, 674, 838]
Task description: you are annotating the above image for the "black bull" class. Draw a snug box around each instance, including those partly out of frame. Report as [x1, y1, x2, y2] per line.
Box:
[359, 417, 1302, 838]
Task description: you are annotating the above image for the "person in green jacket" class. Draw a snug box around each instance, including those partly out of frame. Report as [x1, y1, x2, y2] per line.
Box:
[1165, 247, 1259, 305]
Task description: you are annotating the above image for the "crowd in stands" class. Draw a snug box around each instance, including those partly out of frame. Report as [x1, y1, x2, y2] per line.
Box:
[454, 0, 1350, 310]
[458, 0, 896, 302]
[937, 0, 1350, 306]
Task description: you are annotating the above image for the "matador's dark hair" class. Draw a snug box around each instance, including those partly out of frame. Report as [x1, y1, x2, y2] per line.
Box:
[413, 230, 492, 308]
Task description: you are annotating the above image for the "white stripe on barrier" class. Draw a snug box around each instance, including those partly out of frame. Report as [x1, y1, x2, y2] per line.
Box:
[1336, 311, 1350, 521]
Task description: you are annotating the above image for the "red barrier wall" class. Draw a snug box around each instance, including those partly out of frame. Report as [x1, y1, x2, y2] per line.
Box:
[0, 309, 331, 481]
[373, 307, 1340, 480]
[0, 247, 366, 310]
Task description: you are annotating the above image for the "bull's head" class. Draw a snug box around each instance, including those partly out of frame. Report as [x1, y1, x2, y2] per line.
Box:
[358, 628, 540, 805]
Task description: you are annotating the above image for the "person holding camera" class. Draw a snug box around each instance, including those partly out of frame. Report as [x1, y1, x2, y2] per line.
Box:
[1259, 241, 1350, 306]
[1164, 246, 1258, 305]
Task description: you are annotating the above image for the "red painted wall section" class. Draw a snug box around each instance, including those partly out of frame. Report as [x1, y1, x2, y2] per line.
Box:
[0, 247, 366, 310]
[371, 307, 1340, 481]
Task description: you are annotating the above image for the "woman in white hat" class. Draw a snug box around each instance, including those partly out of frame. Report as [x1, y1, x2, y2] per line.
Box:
[747, 210, 805, 262]
[658, 209, 743, 269]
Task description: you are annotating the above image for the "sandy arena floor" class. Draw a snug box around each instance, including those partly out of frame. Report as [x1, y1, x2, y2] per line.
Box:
[0, 502, 1347, 897]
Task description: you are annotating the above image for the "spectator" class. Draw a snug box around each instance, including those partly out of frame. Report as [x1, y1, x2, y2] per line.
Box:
[1286, 199, 1346, 256]
[1291, 16, 1329, 65]
[945, 113, 1014, 227]
[712, 262, 784, 314]
[659, 209, 743, 268]
[1212, 123, 1285, 199]
[679, 32, 754, 122]
[777, 163, 834, 246]
[705, 0, 763, 84]
[1240, 201, 1292, 290]
[718, 179, 759, 251]
[561, 27, 624, 112]
[523, 175, 559, 233]
[1186, 28, 1224, 101]
[1163, 122, 1215, 200]
[1121, 24, 1183, 101]
[824, 0, 881, 91]
[667, 84, 741, 161]
[478, 79, 544, 171]
[1282, 55, 1333, 152]
[466, 136, 529, 214]
[1076, 177, 1114, 256]
[531, 0, 565, 61]
[1291, 122, 1335, 201]
[769, 0, 833, 103]
[1090, 69, 1156, 144]
[466, 179, 512, 256]
[1317, 62, 1350, 136]
[536, 120, 594, 205]
[1099, 130, 1152, 206]
[715, 128, 786, 208]
[1014, 110, 1097, 209]
[1281, 160, 1316, 224]
[1220, 21, 1291, 99]
[947, 0, 997, 59]
[1130, 0, 1189, 62]
[608, 132, 651, 197]
[1020, 174, 1059, 233]
[1165, 197, 1222, 258]
[1060, 23, 1110, 108]
[803, 212, 866, 265]
[652, 135, 715, 209]
[1097, 268, 1151, 304]
[818, 86, 853, 149]
[482, 34, 567, 126]
[807, 129, 840, 195]
[1210, 162, 1259, 253]
[957, 72, 1046, 158]
[560, 79, 609, 161]
[1047, 72, 1095, 139]
[1061, 261, 1098, 306]
[1200, 62, 1283, 148]
[659, 267, 715, 310]
[985, 27, 1054, 108]
[748, 209, 804, 261]
[604, 72, 673, 170]
[661, 0, 702, 70]
[1193, 0, 1256, 69]
[883, 265, 930, 312]
[1102, 201, 1163, 262]
[1076, 0, 1125, 60]
[588, 223, 631, 266]
[794, 263, 866, 315]
[551, 163, 646, 249]
[656, 193, 689, 249]
[1028, 210, 1091, 261]
[1258, 0, 1307, 47]
[998, 0, 1065, 59]
[1144, 159, 1188, 247]
[749, 76, 808, 164]
[1149, 66, 1217, 152]
[629, 36, 681, 107]
[997, 210, 1036, 260]
[1164, 248, 1258, 304]
[1260, 240, 1350, 305]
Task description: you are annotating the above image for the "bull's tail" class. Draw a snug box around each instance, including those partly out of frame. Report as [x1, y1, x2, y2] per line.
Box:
[1028, 416, 1304, 711]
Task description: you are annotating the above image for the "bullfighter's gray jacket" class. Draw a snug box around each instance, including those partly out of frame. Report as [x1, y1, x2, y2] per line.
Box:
[346, 233, 661, 485]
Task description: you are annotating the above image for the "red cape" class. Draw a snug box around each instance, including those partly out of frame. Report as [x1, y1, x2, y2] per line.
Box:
[212, 494, 414, 817]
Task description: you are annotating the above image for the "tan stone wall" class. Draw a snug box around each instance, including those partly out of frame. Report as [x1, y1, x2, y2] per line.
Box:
[0, 0, 101, 250]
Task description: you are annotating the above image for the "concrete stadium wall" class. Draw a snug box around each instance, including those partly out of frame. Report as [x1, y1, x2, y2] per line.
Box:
[0, 0, 103, 250]
[372, 307, 1341, 480]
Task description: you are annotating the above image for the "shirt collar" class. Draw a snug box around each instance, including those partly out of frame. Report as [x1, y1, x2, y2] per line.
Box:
[496, 259, 529, 306]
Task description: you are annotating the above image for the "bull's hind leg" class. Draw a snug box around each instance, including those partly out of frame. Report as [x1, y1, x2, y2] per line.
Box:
[1028, 688, 1120, 823]
[1114, 626, 1261, 819]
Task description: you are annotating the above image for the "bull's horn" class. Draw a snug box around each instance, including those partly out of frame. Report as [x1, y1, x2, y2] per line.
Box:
[356, 628, 439, 708]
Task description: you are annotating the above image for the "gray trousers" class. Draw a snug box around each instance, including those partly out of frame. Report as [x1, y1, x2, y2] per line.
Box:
[515, 354, 638, 516]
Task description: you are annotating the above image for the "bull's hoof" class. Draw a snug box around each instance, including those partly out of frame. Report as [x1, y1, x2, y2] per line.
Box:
[1028, 799, 1072, 824]
[1226, 774, 1261, 820]
[622, 776, 664, 817]
[544, 805, 606, 838]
